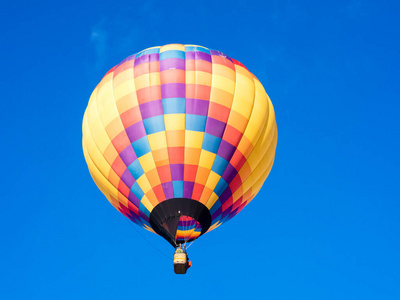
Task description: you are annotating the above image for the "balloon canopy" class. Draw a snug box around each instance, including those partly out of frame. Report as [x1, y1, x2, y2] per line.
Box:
[82, 44, 277, 247]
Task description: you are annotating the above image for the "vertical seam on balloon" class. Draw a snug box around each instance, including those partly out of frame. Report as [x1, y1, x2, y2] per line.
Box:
[203, 54, 237, 218]
[107, 60, 152, 226]
[98, 71, 148, 225]
[221, 65, 258, 220]
[83, 84, 142, 226]
[236, 118, 277, 206]
[157, 46, 176, 237]
[189, 46, 213, 236]
[227, 98, 277, 219]
[133, 48, 171, 229]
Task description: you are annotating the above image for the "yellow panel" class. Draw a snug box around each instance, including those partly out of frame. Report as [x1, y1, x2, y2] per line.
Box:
[160, 44, 185, 52]
[205, 191, 219, 210]
[147, 131, 168, 150]
[97, 77, 120, 126]
[185, 131, 204, 148]
[140, 195, 154, 212]
[185, 71, 212, 85]
[134, 73, 160, 90]
[212, 74, 235, 94]
[230, 73, 255, 118]
[164, 114, 185, 130]
[198, 150, 216, 169]
[114, 80, 138, 105]
[206, 221, 222, 232]
[204, 171, 221, 190]
[143, 224, 156, 233]
[138, 152, 156, 172]
[113, 68, 133, 86]
[212, 64, 236, 81]
[136, 175, 152, 193]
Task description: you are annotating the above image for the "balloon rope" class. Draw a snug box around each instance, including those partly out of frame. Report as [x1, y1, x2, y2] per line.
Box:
[124, 218, 171, 261]
[186, 239, 196, 249]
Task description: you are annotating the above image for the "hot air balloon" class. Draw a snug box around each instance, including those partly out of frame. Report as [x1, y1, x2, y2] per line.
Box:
[82, 44, 277, 273]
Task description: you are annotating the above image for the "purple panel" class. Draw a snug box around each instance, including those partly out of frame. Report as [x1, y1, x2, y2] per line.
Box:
[183, 181, 195, 198]
[186, 98, 209, 116]
[205, 118, 226, 138]
[217, 140, 237, 161]
[139, 210, 149, 222]
[134, 53, 160, 67]
[219, 188, 232, 204]
[117, 54, 136, 67]
[227, 207, 239, 221]
[125, 121, 146, 142]
[159, 58, 185, 71]
[128, 213, 139, 225]
[221, 207, 231, 219]
[119, 146, 137, 166]
[121, 169, 136, 188]
[140, 100, 163, 119]
[210, 50, 233, 62]
[221, 163, 238, 183]
[161, 83, 185, 98]
[185, 51, 212, 63]
[162, 182, 174, 199]
[128, 191, 140, 207]
[211, 206, 222, 220]
[171, 164, 184, 181]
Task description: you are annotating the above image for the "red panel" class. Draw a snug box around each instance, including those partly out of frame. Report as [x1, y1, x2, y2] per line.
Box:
[118, 179, 131, 199]
[222, 125, 243, 147]
[136, 86, 161, 104]
[120, 106, 142, 128]
[157, 165, 172, 183]
[153, 184, 166, 201]
[208, 102, 231, 123]
[192, 183, 204, 200]
[168, 147, 184, 164]
[184, 164, 198, 182]
[112, 131, 131, 153]
[186, 84, 211, 100]
[111, 156, 126, 177]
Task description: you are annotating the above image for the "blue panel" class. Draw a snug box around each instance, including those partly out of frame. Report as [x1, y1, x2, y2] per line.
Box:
[211, 155, 230, 176]
[162, 98, 185, 114]
[214, 177, 229, 197]
[143, 115, 165, 134]
[202, 133, 221, 154]
[139, 202, 151, 217]
[136, 47, 160, 58]
[131, 136, 151, 157]
[210, 199, 221, 216]
[160, 50, 185, 60]
[128, 160, 144, 180]
[185, 46, 210, 54]
[186, 114, 207, 132]
[172, 181, 184, 198]
[131, 182, 144, 200]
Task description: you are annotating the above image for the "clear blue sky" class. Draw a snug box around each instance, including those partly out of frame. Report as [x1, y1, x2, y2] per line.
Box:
[1, 0, 399, 299]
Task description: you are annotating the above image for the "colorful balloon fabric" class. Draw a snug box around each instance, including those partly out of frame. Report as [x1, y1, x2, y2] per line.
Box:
[82, 44, 278, 247]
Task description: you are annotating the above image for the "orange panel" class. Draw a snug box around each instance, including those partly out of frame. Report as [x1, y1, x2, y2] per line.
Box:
[195, 166, 210, 185]
[184, 147, 201, 165]
[186, 84, 211, 100]
[160, 69, 185, 84]
[152, 148, 170, 167]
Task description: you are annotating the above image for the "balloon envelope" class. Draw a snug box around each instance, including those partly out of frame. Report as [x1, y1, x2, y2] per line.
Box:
[82, 44, 277, 247]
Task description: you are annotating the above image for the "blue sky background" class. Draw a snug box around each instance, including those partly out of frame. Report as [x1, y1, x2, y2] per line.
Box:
[1, 0, 399, 299]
